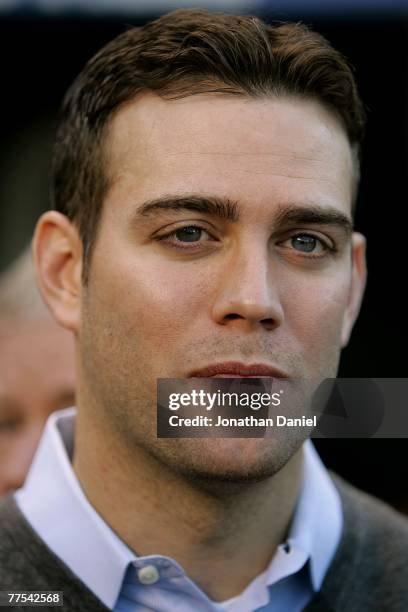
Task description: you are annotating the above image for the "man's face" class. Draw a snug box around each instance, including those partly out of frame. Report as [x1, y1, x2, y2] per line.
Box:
[77, 94, 365, 481]
[0, 321, 75, 495]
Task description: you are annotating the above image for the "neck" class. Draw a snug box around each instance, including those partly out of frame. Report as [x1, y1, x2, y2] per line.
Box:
[73, 410, 304, 602]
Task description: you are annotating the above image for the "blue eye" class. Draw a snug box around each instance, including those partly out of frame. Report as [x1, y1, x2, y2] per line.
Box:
[154, 223, 216, 251]
[277, 232, 334, 259]
[291, 234, 320, 253]
[174, 226, 204, 242]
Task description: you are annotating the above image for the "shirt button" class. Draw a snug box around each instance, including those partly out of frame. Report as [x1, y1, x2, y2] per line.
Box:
[137, 565, 160, 585]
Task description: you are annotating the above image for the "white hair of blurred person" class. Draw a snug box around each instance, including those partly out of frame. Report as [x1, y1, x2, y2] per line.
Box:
[0, 247, 75, 496]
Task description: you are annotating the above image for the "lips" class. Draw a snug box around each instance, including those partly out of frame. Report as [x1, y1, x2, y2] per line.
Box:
[188, 361, 288, 378]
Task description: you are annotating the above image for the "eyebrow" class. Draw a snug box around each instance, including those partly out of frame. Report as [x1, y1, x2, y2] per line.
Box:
[133, 194, 353, 234]
[135, 195, 239, 221]
[274, 205, 353, 236]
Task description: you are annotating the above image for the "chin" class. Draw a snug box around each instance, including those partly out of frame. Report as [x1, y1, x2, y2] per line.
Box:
[155, 437, 303, 487]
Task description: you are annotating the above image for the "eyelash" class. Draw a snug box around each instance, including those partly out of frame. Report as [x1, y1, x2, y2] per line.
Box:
[281, 233, 337, 259]
[154, 225, 216, 252]
[154, 224, 336, 258]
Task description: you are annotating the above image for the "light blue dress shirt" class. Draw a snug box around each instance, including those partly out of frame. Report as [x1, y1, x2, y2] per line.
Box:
[15, 408, 342, 611]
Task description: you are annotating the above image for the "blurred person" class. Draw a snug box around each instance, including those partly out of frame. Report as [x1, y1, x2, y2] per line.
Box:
[1, 9, 408, 612]
[0, 248, 75, 496]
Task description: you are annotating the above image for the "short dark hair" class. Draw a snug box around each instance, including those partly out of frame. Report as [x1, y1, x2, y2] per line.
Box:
[51, 9, 366, 283]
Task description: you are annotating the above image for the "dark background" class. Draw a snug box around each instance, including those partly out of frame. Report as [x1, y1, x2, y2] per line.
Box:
[0, 3, 406, 509]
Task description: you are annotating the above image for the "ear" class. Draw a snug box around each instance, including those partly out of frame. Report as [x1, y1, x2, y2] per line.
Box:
[341, 231, 367, 347]
[32, 211, 83, 333]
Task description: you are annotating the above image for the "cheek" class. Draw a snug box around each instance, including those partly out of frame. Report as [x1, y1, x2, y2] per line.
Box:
[281, 271, 351, 365]
[91, 254, 211, 350]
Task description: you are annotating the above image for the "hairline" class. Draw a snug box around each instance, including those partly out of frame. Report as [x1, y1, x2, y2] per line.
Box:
[78, 88, 361, 283]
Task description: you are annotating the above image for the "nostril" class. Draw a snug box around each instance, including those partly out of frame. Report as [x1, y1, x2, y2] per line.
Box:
[261, 318, 276, 330]
[225, 313, 242, 321]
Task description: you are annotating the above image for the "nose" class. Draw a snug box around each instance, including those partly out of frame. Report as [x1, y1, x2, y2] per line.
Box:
[211, 241, 284, 331]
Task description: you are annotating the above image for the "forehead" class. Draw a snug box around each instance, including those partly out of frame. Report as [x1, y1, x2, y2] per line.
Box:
[105, 92, 354, 216]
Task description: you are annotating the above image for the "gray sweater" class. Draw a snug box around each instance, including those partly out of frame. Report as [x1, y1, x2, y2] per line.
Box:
[1, 474, 408, 611]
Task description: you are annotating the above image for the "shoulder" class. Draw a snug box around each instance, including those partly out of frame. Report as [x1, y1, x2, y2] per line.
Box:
[332, 471, 408, 546]
[312, 473, 408, 612]
[0, 495, 34, 583]
[0, 494, 58, 589]
[0, 495, 108, 611]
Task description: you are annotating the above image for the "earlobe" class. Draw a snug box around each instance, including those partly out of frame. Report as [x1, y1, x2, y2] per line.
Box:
[32, 211, 83, 333]
[341, 232, 367, 347]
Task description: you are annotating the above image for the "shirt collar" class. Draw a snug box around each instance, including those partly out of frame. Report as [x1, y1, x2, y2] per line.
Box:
[16, 408, 342, 608]
[289, 439, 343, 591]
